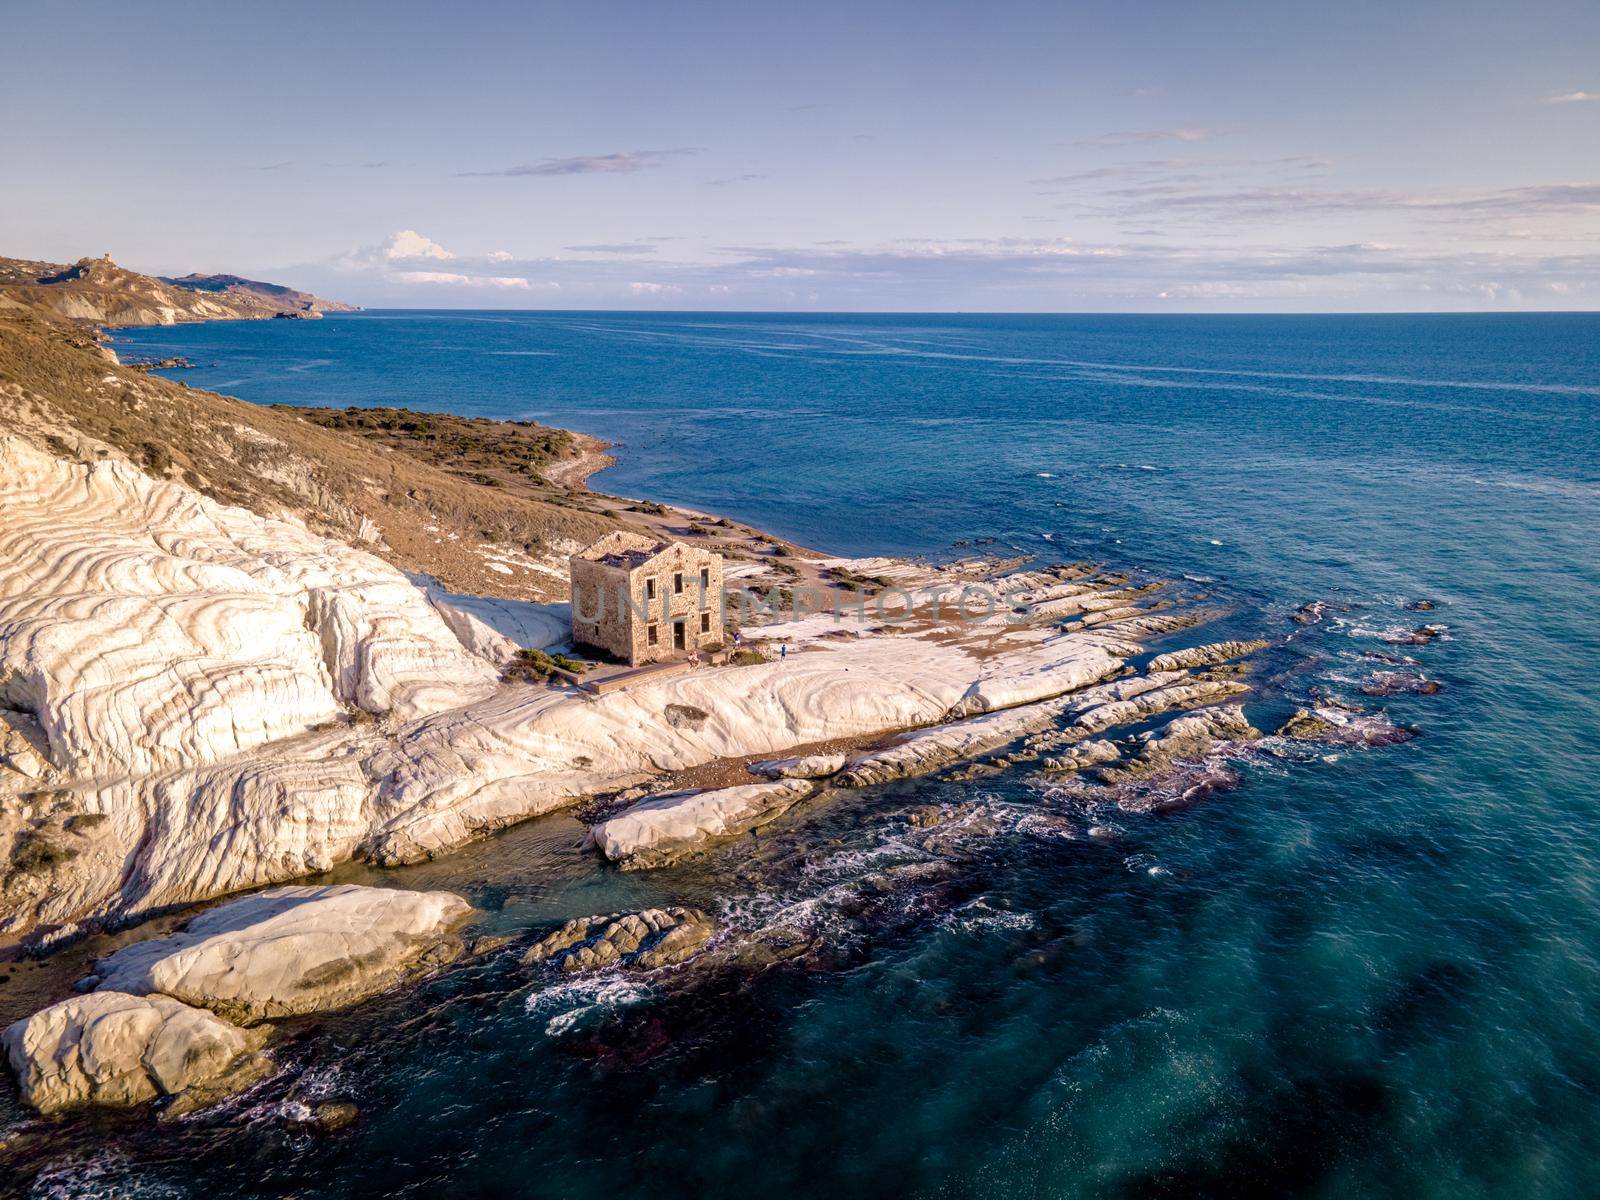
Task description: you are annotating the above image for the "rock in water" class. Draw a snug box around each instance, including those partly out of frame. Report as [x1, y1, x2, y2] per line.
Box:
[91, 884, 472, 1021]
[1094, 705, 1261, 784]
[589, 779, 813, 868]
[521, 908, 716, 972]
[1146, 639, 1269, 673]
[3, 991, 269, 1114]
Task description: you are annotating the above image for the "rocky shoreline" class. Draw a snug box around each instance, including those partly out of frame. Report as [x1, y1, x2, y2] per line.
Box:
[0, 282, 1443, 1127]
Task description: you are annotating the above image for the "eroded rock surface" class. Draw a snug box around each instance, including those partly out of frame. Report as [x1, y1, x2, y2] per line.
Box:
[92, 884, 472, 1021]
[3, 990, 269, 1114]
[590, 779, 813, 868]
[1147, 640, 1269, 673]
[521, 907, 716, 972]
[1095, 705, 1261, 784]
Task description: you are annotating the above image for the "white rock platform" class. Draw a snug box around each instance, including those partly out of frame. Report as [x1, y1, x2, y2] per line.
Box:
[590, 779, 814, 869]
[92, 884, 473, 1022]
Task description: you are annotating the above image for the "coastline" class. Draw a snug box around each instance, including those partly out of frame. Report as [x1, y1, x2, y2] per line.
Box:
[0, 301, 1434, 1139]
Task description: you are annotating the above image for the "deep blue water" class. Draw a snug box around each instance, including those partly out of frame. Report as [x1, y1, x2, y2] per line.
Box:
[39, 312, 1600, 1197]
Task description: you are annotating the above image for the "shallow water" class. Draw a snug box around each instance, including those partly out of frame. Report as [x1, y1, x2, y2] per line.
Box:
[15, 311, 1596, 1197]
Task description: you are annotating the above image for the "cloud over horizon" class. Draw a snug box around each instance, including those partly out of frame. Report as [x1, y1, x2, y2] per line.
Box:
[460, 149, 703, 177]
[293, 222, 1599, 313]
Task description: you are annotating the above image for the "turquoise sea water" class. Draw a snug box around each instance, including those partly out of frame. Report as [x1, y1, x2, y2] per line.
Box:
[19, 312, 1599, 1197]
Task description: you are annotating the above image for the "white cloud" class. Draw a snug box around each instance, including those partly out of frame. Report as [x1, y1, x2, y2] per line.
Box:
[628, 281, 683, 294]
[1544, 91, 1598, 104]
[384, 229, 456, 260]
[397, 270, 530, 288]
[487, 249, 514, 262]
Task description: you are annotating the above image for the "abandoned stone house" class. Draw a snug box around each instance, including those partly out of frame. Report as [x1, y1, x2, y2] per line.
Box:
[569, 532, 725, 665]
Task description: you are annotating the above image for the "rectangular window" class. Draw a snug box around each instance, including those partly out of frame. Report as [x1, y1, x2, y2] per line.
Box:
[700, 612, 710, 634]
[700, 567, 710, 590]
[645, 577, 656, 600]
[673, 572, 684, 595]
[647, 624, 658, 645]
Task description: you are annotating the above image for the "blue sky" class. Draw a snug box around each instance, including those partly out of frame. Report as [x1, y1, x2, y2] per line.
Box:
[4, 0, 1598, 310]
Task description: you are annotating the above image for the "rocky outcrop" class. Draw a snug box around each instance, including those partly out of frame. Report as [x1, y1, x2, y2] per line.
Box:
[1146, 640, 1269, 673]
[1277, 704, 1416, 747]
[946, 630, 1130, 716]
[1095, 705, 1261, 784]
[839, 694, 1078, 788]
[3, 991, 269, 1114]
[361, 628, 1133, 866]
[747, 753, 847, 780]
[1039, 739, 1121, 773]
[589, 779, 813, 868]
[521, 907, 716, 972]
[1070, 678, 1249, 735]
[91, 885, 472, 1021]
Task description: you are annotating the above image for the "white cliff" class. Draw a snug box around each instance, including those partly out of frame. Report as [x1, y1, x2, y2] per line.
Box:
[0, 434, 499, 781]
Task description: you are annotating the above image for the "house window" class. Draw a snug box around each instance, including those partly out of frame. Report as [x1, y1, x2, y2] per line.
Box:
[647, 623, 658, 645]
[645, 577, 656, 600]
[673, 571, 684, 594]
[700, 612, 711, 634]
[700, 567, 710, 590]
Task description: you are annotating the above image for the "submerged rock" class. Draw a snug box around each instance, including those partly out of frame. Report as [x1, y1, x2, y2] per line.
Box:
[1292, 601, 1329, 625]
[1278, 705, 1417, 747]
[3, 990, 269, 1114]
[521, 907, 716, 972]
[91, 884, 473, 1021]
[1360, 671, 1442, 697]
[286, 1100, 361, 1134]
[1384, 623, 1445, 646]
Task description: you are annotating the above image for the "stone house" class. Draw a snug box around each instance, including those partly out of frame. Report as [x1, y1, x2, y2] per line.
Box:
[569, 532, 724, 665]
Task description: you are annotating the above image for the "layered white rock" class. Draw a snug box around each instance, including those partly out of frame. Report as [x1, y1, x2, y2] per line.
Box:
[837, 669, 1174, 787]
[0, 435, 499, 780]
[748, 753, 847, 780]
[1071, 678, 1250, 734]
[92, 884, 473, 1020]
[3, 427, 1254, 932]
[3, 990, 266, 1114]
[590, 779, 814, 868]
[950, 628, 1132, 716]
[1147, 639, 1269, 673]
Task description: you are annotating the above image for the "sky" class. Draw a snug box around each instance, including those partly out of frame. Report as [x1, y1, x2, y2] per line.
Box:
[3, 0, 1598, 312]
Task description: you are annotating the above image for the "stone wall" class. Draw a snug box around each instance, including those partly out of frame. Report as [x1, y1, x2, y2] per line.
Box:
[570, 542, 724, 665]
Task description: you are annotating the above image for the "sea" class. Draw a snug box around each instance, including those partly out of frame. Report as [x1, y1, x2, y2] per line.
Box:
[10, 311, 1598, 1198]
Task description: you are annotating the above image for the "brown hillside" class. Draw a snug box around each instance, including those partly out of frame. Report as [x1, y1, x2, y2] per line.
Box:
[0, 301, 627, 601]
[0, 254, 351, 327]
